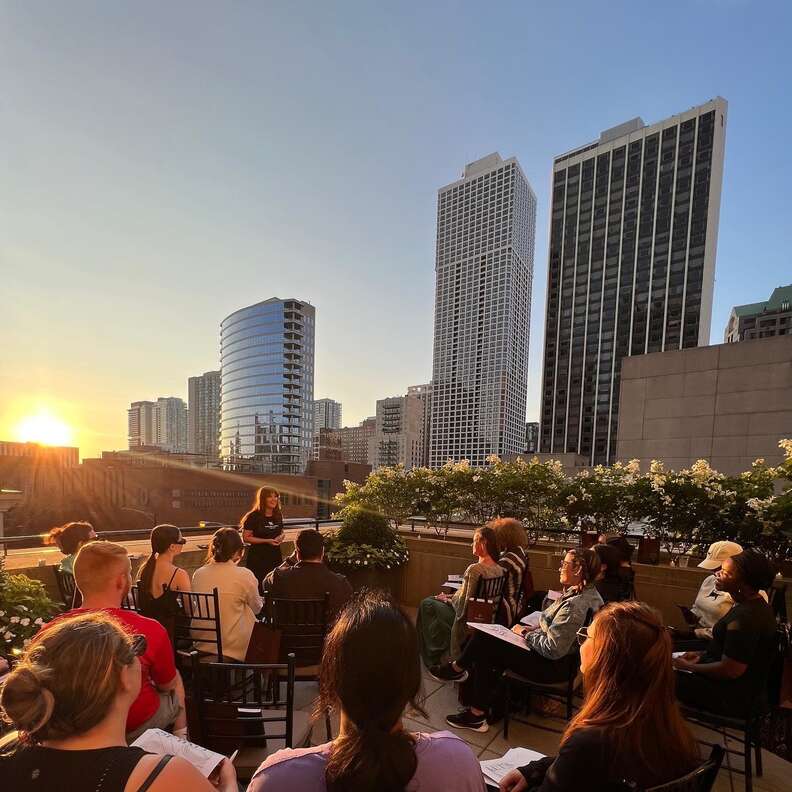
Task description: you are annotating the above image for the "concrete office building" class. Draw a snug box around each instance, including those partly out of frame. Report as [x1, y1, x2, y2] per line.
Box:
[724, 284, 792, 343]
[429, 153, 536, 467]
[525, 422, 539, 455]
[188, 370, 221, 458]
[539, 98, 728, 466]
[220, 298, 315, 474]
[371, 385, 432, 469]
[340, 417, 376, 466]
[128, 401, 157, 448]
[312, 398, 342, 460]
[155, 397, 188, 453]
[616, 335, 792, 475]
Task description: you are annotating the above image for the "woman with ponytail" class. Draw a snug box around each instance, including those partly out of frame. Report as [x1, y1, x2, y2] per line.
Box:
[137, 524, 190, 635]
[248, 591, 485, 791]
[0, 611, 236, 791]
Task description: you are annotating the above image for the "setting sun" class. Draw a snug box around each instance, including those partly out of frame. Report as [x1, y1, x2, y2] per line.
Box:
[15, 410, 75, 447]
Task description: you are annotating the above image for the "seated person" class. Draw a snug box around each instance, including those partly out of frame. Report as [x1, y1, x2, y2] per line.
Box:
[490, 518, 529, 627]
[192, 527, 263, 662]
[248, 591, 485, 791]
[46, 520, 96, 575]
[37, 540, 187, 741]
[136, 524, 191, 636]
[0, 611, 236, 792]
[600, 534, 637, 599]
[499, 602, 699, 792]
[673, 540, 743, 645]
[416, 526, 504, 668]
[432, 548, 603, 733]
[263, 529, 352, 622]
[674, 549, 777, 718]
[592, 543, 633, 604]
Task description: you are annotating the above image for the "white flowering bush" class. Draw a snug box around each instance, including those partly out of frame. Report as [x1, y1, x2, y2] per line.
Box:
[0, 557, 58, 657]
[324, 504, 409, 572]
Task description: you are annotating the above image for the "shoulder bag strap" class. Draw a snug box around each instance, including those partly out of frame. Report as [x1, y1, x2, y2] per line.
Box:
[135, 754, 173, 792]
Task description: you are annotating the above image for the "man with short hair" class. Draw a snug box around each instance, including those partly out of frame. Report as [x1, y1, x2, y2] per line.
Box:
[263, 530, 352, 620]
[39, 540, 188, 740]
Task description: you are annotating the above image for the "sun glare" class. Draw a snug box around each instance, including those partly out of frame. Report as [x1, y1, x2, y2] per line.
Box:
[15, 411, 75, 447]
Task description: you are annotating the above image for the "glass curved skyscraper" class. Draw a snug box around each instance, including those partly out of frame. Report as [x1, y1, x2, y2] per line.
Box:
[220, 298, 315, 474]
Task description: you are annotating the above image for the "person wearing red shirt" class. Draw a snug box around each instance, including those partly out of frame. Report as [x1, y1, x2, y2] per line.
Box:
[39, 540, 187, 740]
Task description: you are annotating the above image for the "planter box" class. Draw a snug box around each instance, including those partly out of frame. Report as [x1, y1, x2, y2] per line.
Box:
[329, 564, 405, 602]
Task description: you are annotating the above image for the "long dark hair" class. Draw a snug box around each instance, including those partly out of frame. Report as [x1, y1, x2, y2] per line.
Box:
[474, 525, 498, 560]
[241, 487, 283, 525]
[565, 601, 698, 777]
[320, 591, 427, 791]
[137, 524, 182, 599]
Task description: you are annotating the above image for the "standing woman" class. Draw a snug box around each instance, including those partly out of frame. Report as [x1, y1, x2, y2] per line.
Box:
[241, 488, 285, 592]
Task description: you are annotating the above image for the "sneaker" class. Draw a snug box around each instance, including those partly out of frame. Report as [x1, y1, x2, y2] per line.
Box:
[446, 708, 489, 733]
[428, 663, 468, 683]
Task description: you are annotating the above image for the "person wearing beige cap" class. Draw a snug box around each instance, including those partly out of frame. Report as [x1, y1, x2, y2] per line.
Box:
[682, 541, 743, 641]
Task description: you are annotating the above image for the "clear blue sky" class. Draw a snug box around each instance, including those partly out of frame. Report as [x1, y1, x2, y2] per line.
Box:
[2, 1, 790, 457]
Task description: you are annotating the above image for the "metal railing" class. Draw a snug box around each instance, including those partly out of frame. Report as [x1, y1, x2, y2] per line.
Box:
[0, 518, 341, 554]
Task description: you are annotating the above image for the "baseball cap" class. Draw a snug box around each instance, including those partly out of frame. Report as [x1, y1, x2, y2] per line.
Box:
[698, 540, 743, 570]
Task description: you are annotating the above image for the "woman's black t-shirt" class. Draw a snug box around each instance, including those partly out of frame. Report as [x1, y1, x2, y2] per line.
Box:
[242, 510, 284, 585]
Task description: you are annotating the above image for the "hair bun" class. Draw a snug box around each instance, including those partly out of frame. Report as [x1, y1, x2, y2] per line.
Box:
[0, 666, 55, 736]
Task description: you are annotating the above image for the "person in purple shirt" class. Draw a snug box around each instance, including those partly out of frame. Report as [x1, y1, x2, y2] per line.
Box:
[248, 591, 485, 792]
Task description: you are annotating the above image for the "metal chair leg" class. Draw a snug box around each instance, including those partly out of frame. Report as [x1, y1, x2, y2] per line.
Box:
[503, 678, 511, 740]
[744, 725, 753, 792]
[753, 721, 763, 778]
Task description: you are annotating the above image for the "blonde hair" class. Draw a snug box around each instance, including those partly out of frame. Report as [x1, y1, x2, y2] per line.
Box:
[73, 541, 130, 595]
[488, 518, 528, 554]
[0, 612, 136, 743]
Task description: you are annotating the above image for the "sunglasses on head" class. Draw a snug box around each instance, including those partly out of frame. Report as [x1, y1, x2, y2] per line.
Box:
[130, 634, 147, 657]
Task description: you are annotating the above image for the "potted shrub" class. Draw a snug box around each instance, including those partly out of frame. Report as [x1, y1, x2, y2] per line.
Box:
[324, 504, 409, 599]
[0, 557, 58, 660]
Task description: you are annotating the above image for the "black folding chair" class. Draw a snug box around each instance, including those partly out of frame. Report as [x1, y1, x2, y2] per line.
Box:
[120, 584, 141, 612]
[54, 568, 80, 610]
[264, 593, 332, 740]
[176, 588, 224, 663]
[681, 624, 787, 792]
[186, 650, 312, 782]
[469, 574, 506, 625]
[502, 608, 594, 738]
[644, 744, 725, 792]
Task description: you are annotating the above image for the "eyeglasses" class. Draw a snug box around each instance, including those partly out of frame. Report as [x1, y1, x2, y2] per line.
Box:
[559, 561, 579, 571]
[576, 627, 589, 646]
[130, 634, 147, 657]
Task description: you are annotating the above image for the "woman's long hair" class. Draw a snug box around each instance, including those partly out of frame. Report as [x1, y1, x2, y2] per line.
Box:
[137, 524, 182, 600]
[207, 527, 244, 563]
[564, 601, 698, 775]
[241, 487, 283, 525]
[320, 591, 427, 792]
[475, 526, 498, 560]
[0, 611, 137, 745]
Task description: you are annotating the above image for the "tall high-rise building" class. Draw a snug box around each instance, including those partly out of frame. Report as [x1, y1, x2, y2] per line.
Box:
[312, 398, 342, 460]
[188, 370, 221, 458]
[313, 399, 342, 431]
[155, 397, 188, 453]
[407, 383, 432, 468]
[220, 298, 315, 474]
[371, 385, 431, 469]
[540, 98, 728, 465]
[340, 417, 376, 466]
[525, 421, 539, 454]
[128, 401, 156, 448]
[429, 153, 536, 467]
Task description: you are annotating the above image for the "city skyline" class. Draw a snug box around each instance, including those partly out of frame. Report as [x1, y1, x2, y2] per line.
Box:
[3, 3, 792, 459]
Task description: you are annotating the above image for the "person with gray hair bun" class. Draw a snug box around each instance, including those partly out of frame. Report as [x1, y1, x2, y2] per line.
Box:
[0, 611, 236, 792]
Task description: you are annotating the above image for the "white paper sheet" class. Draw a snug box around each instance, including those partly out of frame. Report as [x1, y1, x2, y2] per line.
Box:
[546, 589, 562, 601]
[480, 747, 546, 785]
[519, 611, 541, 628]
[131, 728, 226, 777]
[442, 580, 463, 590]
[447, 574, 463, 582]
[466, 621, 532, 651]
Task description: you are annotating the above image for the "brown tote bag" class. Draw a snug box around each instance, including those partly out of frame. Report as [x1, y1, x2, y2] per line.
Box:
[244, 621, 282, 664]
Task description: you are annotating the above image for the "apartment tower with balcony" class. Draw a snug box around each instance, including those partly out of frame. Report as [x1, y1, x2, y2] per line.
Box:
[220, 298, 315, 474]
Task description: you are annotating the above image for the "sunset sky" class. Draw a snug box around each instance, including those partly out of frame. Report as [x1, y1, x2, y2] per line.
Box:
[2, 1, 791, 459]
